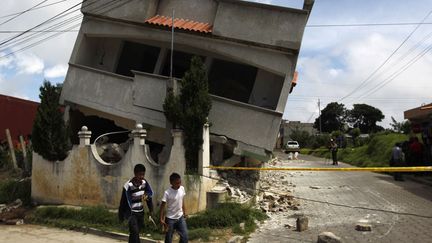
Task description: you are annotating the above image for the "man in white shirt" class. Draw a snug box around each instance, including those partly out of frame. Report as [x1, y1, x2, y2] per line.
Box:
[160, 173, 188, 243]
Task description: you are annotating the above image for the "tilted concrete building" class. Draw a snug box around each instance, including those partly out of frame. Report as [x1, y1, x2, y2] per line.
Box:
[60, 0, 314, 163]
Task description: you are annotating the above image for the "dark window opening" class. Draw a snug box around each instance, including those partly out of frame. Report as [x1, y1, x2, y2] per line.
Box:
[161, 51, 195, 79]
[69, 109, 129, 145]
[116, 41, 160, 77]
[146, 141, 164, 163]
[208, 59, 257, 103]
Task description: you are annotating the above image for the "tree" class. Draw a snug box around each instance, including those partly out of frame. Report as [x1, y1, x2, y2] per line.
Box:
[348, 104, 384, 133]
[32, 81, 71, 161]
[163, 56, 212, 172]
[390, 116, 411, 134]
[350, 127, 361, 147]
[289, 129, 310, 148]
[314, 102, 347, 133]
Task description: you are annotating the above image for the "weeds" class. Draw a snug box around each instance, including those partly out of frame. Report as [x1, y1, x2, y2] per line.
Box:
[0, 178, 31, 205]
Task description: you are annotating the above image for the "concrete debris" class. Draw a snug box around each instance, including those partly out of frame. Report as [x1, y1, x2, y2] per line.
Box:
[284, 223, 294, 228]
[257, 165, 301, 214]
[296, 216, 309, 232]
[5, 219, 24, 225]
[227, 235, 244, 243]
[355, 223, 372, 231]
[0, 199, 23, 214]
[317, 232, 342, 243]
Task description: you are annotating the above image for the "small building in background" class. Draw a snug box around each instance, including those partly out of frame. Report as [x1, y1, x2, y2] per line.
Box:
[0, 94, 39, 145]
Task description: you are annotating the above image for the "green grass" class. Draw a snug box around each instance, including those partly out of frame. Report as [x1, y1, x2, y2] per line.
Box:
[302, 133, 409, 167]
[28, 203, 267, 241]
[28, 206, 164, 239]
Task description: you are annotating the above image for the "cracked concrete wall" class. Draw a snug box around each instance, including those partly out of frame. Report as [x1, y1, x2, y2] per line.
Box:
[31, 128, 215, 213]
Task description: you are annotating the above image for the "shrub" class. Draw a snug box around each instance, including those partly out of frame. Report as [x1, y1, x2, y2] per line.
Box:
[0, 178, 31, 205]
[32, 81, 71, 161]
[187, 203, 267, 229]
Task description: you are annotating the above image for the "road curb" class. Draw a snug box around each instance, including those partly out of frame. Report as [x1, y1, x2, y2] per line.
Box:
[76, 226, 162, 243]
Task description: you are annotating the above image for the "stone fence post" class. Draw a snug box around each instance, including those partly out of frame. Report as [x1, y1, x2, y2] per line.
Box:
[78, 126, 92, 147]
[199, 123, 210, 177]
[131, 124, 146, 146]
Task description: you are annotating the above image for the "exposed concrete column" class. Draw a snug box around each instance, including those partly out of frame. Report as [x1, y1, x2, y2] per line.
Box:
[199, 123, 210, 177]
[131, 123, 147, 146]
[78, 126, 92, 147]
[276, 73, 294, 112]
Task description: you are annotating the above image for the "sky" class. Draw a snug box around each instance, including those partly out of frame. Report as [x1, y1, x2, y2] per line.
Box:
[0, 0, 431, 128]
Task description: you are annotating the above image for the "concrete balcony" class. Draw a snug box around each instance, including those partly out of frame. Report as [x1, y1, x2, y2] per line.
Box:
[61, 64, 282, 151]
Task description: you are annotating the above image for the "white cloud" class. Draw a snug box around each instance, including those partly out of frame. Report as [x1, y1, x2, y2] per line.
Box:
[44, 64, 68, 79]
[14, 53, 44, 74]
[0, 52, 13, 68]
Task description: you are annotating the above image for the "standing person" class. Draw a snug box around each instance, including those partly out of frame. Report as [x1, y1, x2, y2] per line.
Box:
[330, 139, 338, 165]
[409, 137, 423, 167]
[390, 143, 405, 181]
[160, 173, 188, 243]
[118, 164, 154, 243]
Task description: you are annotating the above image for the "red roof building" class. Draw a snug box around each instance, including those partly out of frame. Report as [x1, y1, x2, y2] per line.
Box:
[0, 94, 39, 142]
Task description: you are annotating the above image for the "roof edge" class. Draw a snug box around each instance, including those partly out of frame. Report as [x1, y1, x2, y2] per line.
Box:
[216, 0, 309, 14]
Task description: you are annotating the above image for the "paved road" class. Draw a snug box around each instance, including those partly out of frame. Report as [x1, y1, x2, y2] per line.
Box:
[0, 224, 124, 243]
[249, 153, 432, 243]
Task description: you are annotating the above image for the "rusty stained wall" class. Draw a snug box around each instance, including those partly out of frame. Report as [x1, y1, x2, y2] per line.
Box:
[31, 132, 217, 213]
[32, 148, 124, 207]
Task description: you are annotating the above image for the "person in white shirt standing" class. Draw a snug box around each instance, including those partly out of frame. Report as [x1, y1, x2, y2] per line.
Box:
[160, 172, 188, 243]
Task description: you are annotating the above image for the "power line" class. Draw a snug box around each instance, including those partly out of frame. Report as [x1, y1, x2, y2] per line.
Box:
[0, 30, 78, 33]
[0, 0, 50, 27]
[357, 42, 432, 100]
[0, 0, 86, 47]
[0, 0, 133, 59]
[199, 173, 432, 219]
[337, 9, 432, 103]
[306, 22, 432, 27]
[0, 0, 69, 19]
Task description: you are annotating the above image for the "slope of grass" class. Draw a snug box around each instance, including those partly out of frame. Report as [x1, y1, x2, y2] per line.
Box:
[302, 133, 409, 167]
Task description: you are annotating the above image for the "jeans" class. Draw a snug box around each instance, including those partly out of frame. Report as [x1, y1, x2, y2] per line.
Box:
[165, 216, 188, 243]
[128, 212, 144, 243]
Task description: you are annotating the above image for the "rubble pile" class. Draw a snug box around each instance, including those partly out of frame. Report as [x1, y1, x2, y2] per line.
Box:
[0, 199, 26, 225]
[257, 161, 301, 214]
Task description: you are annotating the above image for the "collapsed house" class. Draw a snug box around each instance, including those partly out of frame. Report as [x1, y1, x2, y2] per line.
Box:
[32, 0, 313, 212]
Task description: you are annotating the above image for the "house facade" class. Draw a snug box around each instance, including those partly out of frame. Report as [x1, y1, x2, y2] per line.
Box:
[60, 0, 313, 164]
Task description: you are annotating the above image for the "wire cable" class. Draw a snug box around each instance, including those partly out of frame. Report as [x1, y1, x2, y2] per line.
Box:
[0, 0, 68, 19]
[198, 171, 432, 219]
[337, 9, 432, 103]
[0, 0, 132, 59]
[0, 0, 50, 27]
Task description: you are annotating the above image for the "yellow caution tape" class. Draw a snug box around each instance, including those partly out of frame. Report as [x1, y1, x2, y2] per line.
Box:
[207, 166, 432, 172]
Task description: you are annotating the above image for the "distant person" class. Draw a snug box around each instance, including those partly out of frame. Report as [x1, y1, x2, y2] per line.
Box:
[118, 164, 154, 243]
[409, 137, 424, 167]
[329, 139, 338, 165]
[160, 173, 188, 243]
[390, 143, 405, 181]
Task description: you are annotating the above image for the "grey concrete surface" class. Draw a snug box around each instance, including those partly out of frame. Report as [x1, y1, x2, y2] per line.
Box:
[0, 225, 124, 243]
[249, 152, 432, 243]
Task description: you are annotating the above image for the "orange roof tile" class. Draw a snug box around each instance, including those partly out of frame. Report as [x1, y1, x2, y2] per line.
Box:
[145, 15, 213, 34]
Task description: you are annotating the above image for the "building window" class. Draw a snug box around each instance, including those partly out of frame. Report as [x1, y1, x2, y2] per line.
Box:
[116, 41, 160, 77]
[160, 51, 195, 79]
[208, 59, 257, 104]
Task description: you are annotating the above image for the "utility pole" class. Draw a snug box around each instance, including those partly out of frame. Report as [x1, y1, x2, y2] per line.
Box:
[318, 99, 322, 134]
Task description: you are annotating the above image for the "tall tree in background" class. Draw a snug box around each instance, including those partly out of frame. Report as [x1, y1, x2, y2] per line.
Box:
[348, 104, 384, 133]
[32, 81, 71, 161]
[390, 116, 411, 134]
[163, 56, 212, 171]
[314, 102, 347, 133]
